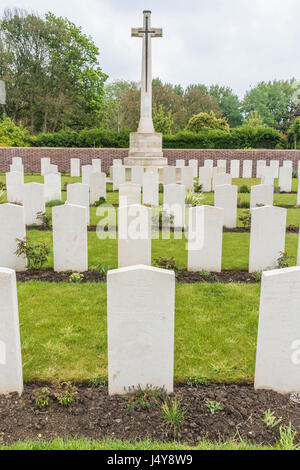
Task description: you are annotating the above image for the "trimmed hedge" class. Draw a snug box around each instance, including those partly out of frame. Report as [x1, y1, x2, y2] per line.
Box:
[28, 126, 283, 149]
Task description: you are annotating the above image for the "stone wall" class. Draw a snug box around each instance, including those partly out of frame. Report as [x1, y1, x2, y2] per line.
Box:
[1, 147, 300, 175]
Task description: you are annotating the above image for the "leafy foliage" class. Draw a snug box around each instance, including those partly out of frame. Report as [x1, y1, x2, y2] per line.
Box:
[186, 111, 230, 132]
[15, 237, 50, 270]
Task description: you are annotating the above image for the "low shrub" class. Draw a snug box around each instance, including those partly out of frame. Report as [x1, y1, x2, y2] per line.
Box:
[15, 237, 50, 270]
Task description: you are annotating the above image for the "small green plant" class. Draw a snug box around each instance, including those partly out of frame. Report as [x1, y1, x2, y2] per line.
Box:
[205, 400, 222, 415]
[211, 274, 219, 283]
[0, 188, 6, 202]
[239, 185, 250, 194]
[292, 170, 298, 179]
[69, 272, 84, 283]
[125, 385, 166, 410]
[93, 197, 106, 207]
[35, 387, 51, 409]
[15, 237, 50, 270]
[95, 263, 109, 277]
[45, 200, 64, 208]
[154, 257, 179, 277]
[194, 183, 203, 193]
[88, 375, 107, 388]
[277, 251, 295, 269]
[187, 377, 210, 387]
[159, 184, 164, 193]
[239, 210, 251, 229]
[161, 398, 185, 439]
[36, 211, 52, 228]
[199, 270, 211, 277]
[252, 271, 262, 282]
[263, 409, 282, 428]
[185, 188, 203, 206]
[54, 382, 77, 406]
[278, 423, 300, 450]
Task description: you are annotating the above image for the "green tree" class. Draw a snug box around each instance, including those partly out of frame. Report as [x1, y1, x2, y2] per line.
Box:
[242, 80, 296, 132]
[102, 80, 138, 131]
[287, 118, 300, 149]
[0, 115, 30, 146]
[186, 111, 230, 133]
[209, 85, 243, 127]
[153, 104, 174, 134]
[0, 8, 107, 133]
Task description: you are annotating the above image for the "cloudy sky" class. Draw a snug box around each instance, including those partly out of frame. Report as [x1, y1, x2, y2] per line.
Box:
[1, 0, 300, 97]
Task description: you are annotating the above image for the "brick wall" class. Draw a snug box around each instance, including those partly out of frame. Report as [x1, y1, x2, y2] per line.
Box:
[1, 147, 300, 175]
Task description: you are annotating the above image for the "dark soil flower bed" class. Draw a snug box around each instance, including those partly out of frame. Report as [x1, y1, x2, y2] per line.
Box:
[0, 382, 299, 446]
[15, 269, 260, 284]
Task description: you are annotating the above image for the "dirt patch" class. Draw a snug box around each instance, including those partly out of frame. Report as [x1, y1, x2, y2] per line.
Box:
[16, 269, 105, 283]
[177, 270, 258, 283]
[0, 382, 299, 446]
[15, 269, 259, 284]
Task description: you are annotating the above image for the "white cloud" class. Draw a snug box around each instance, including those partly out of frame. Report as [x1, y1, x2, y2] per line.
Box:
[1, 0, 300, 97]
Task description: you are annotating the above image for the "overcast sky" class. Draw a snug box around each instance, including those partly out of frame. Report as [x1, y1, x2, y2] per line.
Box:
[2, 0, 300, 98]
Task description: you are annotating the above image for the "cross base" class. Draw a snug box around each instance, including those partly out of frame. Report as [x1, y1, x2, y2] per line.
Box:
[125, 131, 167, 167]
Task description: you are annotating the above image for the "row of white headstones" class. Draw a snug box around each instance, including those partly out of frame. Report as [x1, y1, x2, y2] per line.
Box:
[2, 158, 300, 274]
[1, 262, 300, 396]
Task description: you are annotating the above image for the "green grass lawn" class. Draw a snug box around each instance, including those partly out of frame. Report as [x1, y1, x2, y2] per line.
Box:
[27, 230, 299, 271]
[0, 437, 283, 450]
[18, 282, 259, 383]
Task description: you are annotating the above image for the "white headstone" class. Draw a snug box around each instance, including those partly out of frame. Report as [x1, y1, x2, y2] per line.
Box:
[131, 166, 144, 185]
[113, 165, 125, 191]
[181, 167, 194, 190]
[44, 173, 61, 203]
[118, 205, 151, 267]
[283, 160, 293, 169]
[230, 160, 240, 178]
[0, 204, 26, 271]
[70, 158, 80, 177]
[82, 165, 93, 185]
[52, 204, 88, 272]
[90, 172, 106, 204]
[249, 206, 286, 273]
[213, 173, 232, 191]
[199, 167, 212, 192]
[270, 160, 279, 178]
[260, 167, 275, 186]
[119, 183, 141, 207]
[189, 160, 198, 178]
[204, 160, 213, 169]
[188, 205, 223, 272]
[163, 184, 185, 228]
[256, 160, 266, 178]
[44, 164, 58, 176]
[217, 160, 227, 171]
[67, 183, 90, 225]
[12, 157, 22, 166]
[255, 267, 300, 394]
[92, 159, 101, 173]
[250, 184, 274, 209]
[279, 166, 292, 192]
[243, 160, 253, 178]
[6, 171, 23, 204]
[41, 158, 51, 176]
[0, 268, 23, 395]
[163, 166, 176, 185]
[22, 183, 45, 225]
[143, 172, 159, 206]
[176, 160, 185, 168]
[297, 174, 300, 206]
[215, 184, 237, 228]
[107, 265, 175, 395]
[113, 159, 122, 166]
[10, 164, 24, 175]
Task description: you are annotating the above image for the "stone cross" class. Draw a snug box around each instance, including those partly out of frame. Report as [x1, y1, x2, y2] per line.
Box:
[132, 10, 162, 133]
